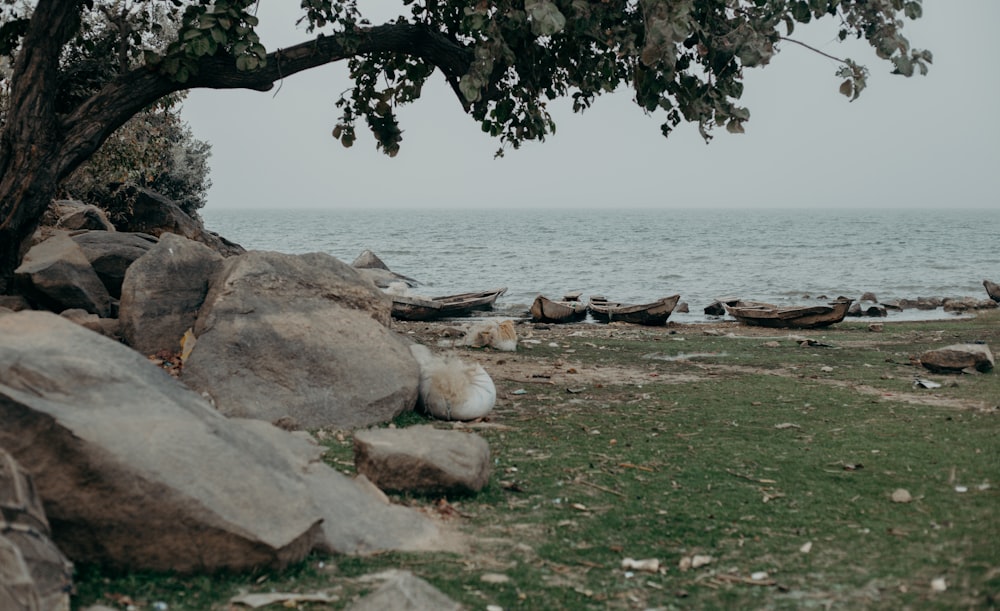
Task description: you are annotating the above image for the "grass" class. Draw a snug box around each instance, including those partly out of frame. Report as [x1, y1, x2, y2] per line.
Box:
[71, 311, 999, 609]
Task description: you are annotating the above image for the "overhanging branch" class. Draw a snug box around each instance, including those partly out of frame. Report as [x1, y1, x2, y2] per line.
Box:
[56, 22, 473, 179]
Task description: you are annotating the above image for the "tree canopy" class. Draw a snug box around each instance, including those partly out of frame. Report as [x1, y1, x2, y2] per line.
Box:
[0, 0, 929, 292]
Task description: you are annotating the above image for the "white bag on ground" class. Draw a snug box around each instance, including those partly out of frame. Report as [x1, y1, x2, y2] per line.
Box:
[409, 344, 496, 421]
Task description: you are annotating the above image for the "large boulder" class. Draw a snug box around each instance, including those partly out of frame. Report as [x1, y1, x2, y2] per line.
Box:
[235, 420, 460, 555]
[13, 233, 111, 316]
[45, 200, 115, 232]
[112, 188, 244, 257]
[919, 343, 995, 374]
[1, 450, 73, 611]
[0, 312, 324, 573]
[354, 426, 492, 496]
[71, 231, 156, 298]
[119, 233, 223, 355]
[183, 251, 419, 430]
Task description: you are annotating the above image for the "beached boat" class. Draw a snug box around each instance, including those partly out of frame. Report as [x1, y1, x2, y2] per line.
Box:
[587, 294, 681, 326]
[984, 279, 1000, 303]
[724, 299, 853, 329]
[390, 288, 507, 321]
[530, 292, 588, 323]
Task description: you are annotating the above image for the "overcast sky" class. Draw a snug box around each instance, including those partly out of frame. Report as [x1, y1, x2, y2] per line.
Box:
[182, 1, 999, 211]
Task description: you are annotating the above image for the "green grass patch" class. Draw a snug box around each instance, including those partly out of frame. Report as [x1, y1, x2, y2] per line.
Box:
[70, 312, 1000, 609]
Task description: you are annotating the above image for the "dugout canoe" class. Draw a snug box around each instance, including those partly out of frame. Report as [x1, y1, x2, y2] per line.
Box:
[530, 292, 589, 323]
[587, 294, 681, 326]
[390, 288, 507, 321]
[724, 299, 853, 329]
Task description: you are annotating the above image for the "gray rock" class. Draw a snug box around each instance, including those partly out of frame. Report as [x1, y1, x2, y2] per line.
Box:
[71, 231, 156, 298]
[13, 233, 111, 316]
[0, 296, 30, 312]
[354, 426, 492, 496]
[58, 308, 114, 338]
[943, 297, 997, 312]
[119, 233, 222, 355]
[0, 311, 324, 573]
[986, 279, 1000, 303]
[704, 297, 738, 317]
[920, 343, 994, 374]
[113, 188, 245, 257]
[346, 571, 463, 611]
[48, 200, 114, 232]
[860, 291, 878, 302]
[235, 420, 460, 555]
[1, 450, 73, 611]
[183, 251, 419, 430]
[848, 302, 887, 318]
[0, 534, 41, 611]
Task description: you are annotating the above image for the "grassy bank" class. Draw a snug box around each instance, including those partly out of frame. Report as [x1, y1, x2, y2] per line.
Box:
[73, 311, 999, 609]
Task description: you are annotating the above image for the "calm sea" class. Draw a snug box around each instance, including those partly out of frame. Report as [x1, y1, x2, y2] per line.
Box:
[201, 207, 1000, 323]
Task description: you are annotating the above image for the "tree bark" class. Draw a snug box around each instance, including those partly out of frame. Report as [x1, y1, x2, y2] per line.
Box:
[0, 13, 472, 293]
[0, 0, 85, 293]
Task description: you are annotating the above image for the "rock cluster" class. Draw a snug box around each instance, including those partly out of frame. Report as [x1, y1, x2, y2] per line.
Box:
[2, 196, 496, 602]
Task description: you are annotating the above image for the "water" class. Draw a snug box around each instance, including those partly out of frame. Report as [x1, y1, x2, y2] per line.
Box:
[201, 207, 1000, 323]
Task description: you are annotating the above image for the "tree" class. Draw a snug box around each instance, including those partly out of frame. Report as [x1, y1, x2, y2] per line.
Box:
[0, 0, 930, 293]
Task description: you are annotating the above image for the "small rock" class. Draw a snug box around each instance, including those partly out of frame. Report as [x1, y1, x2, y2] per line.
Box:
[621, 558, 660, 573]
[890, 488, 913, 503]
[354, 425, 492, 496]
[920, 344, 994, 374]
[346, 571, 462, 611]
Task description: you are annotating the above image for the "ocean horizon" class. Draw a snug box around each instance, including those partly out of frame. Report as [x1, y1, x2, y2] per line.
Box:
[201, 206, 1000, 323]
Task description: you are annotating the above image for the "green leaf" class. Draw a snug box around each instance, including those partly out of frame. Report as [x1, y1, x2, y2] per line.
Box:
[526, 1, 567, 36]
[459, 74, 482, 103]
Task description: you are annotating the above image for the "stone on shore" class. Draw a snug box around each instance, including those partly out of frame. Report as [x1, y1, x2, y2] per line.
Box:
[0, 449, 73, 611]
[0, 312, 324, 573]
[71, 231, 156, 298]
[919, 343, 994, 374]
[119, 233, 222, 355]
[183, 251, 419, 430]
[13, 233, 111, 316]
[346, 570, 463, 611]
[112, 188, 245, 257]
[236, 420, 460, 555]
[46, 200, 115, 232]
[354, 426, 492, 496]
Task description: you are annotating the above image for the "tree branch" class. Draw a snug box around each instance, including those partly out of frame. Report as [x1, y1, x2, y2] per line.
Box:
[55, 22, 473, 181]
[778, 36, 847, 65]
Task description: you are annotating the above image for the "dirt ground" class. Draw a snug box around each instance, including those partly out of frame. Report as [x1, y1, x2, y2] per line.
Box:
[391, 317, 996, 413]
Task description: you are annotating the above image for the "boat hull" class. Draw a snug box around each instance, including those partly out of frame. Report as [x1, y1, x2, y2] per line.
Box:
[588, 294, 681, 326]
[530, 295, 588, 323]
[391, 288, 507, 321]
[724, 299, 852, 329]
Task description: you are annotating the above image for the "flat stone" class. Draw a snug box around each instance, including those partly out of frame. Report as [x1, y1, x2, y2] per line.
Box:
[346, 570, 463, 611]
[354, 425, 492, 496]
[920, 343, 994, 373]
[14, 233, 111, 316]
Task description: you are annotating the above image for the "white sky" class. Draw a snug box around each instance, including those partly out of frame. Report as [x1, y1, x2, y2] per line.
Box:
[182, 1, 1000, 211]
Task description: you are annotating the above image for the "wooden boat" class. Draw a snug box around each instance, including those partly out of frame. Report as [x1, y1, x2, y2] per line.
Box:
[984, 279, 1000, 303]
[587, 294, 681, 326]
[390, 288, 507, 321]
[530, 292, 588, 323]
[724, 299, 853, 329]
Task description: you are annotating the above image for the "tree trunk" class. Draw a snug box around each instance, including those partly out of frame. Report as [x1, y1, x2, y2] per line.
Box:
[0, 9, 472, 294]
[0, 0, 85, 294]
